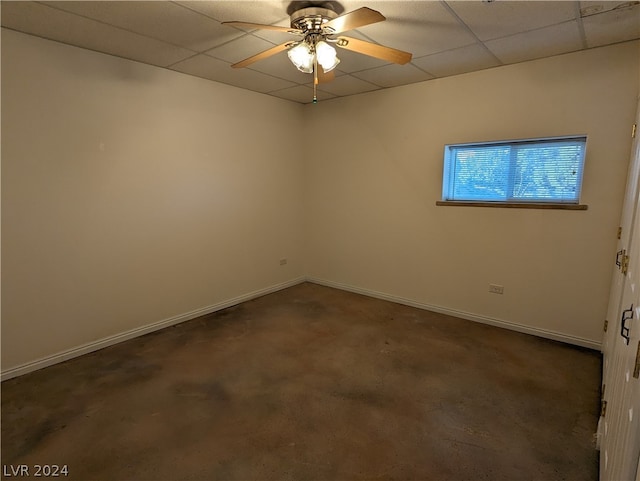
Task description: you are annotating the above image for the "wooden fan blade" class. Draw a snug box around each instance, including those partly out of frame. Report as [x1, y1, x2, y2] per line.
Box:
[231, 42, 294, 68]
[335, 36, 412, 65]
[317, 68, 335, 84]
[322, 7, 385, 35]
[222, 21, 302, 35]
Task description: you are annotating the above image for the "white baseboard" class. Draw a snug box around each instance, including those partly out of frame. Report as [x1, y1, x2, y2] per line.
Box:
[2, 275, 601, 381]
[0, 277, 306, 381]
[307, 277, 602, 351]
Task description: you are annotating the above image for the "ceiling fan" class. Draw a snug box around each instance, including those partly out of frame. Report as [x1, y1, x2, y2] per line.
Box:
[222, 2, 413, 102]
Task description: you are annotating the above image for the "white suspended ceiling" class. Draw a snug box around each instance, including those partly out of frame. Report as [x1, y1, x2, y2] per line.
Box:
[1, 1, 639, 104]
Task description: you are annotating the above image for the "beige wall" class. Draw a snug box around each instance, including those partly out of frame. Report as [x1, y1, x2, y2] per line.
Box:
[1, 29, 306, 372]
[304, 41, 640, 346]
[3, 28, 639, 375]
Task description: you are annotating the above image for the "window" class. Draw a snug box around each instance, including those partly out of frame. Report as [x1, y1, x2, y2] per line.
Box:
[441, 136, 587, 206]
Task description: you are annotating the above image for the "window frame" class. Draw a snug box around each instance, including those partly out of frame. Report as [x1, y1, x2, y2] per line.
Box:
[438, 135, 588, 210]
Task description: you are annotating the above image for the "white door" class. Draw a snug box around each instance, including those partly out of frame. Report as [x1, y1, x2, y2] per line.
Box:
[601, 192, 640, 480]
[602, 100, 640, 367]
[600, 100, 640, 480]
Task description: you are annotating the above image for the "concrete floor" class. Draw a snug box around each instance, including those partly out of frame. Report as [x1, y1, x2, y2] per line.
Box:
[2, 282, 601, 481]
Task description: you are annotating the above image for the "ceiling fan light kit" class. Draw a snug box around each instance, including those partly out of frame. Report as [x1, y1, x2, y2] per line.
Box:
[222, 3, 412, 103]
[287, 36, 339, 74]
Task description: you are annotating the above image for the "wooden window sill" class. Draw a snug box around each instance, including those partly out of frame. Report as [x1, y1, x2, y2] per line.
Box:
[435, 201, 588, 210]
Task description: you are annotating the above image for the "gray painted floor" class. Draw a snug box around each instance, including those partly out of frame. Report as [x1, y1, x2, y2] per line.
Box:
[1, 282, 601, 480]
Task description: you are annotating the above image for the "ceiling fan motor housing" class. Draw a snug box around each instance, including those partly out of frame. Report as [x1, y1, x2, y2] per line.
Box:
[290, 7, 338, 33]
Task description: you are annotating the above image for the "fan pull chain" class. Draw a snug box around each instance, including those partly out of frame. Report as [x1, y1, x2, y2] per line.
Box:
[313, 57, 318, 104]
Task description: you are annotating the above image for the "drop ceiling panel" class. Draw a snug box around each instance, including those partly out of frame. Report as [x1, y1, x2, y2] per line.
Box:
[0, 1, 194, 67]
[582, 3, 640, 47]
[176, 1, 287, 25]
[317, 74, 380, 96]
[204, 34, 276, 64]
[219, 17, 295, 45]
[170, 53, 296, 93]
[412, 43, 501, 78]
[41, 1, 239, 52]
[580, 1, 637, 17]
[352, 63, 433, 88]
[485, 20, 585, 64]
[208, 6, 293, 46]
[343, 1, 477, 58]
[448, 1, 578, 41]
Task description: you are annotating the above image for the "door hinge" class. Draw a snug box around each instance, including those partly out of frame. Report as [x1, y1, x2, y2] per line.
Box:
[618, 226, 622, 239]
[621, 304, 633, 345]
[604, 319, 609, 332]
[601, 399, 608, 417]
[617, 249, 630, 274]
[634, 341, 640, 379]
[622, 253, 630, 275]
[633, 123, 637, 139]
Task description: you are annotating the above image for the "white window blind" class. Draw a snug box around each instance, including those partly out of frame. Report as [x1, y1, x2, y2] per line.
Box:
[442, 136, 587, 203]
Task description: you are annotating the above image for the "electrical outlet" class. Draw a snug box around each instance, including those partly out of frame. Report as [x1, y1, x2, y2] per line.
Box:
[279, 258, 287, 266]
[489, 284, 504, 294]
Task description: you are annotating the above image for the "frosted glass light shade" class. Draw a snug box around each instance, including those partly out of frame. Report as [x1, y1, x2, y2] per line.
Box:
[287, 43, 314, 73]
[316, 40, 340, 72]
